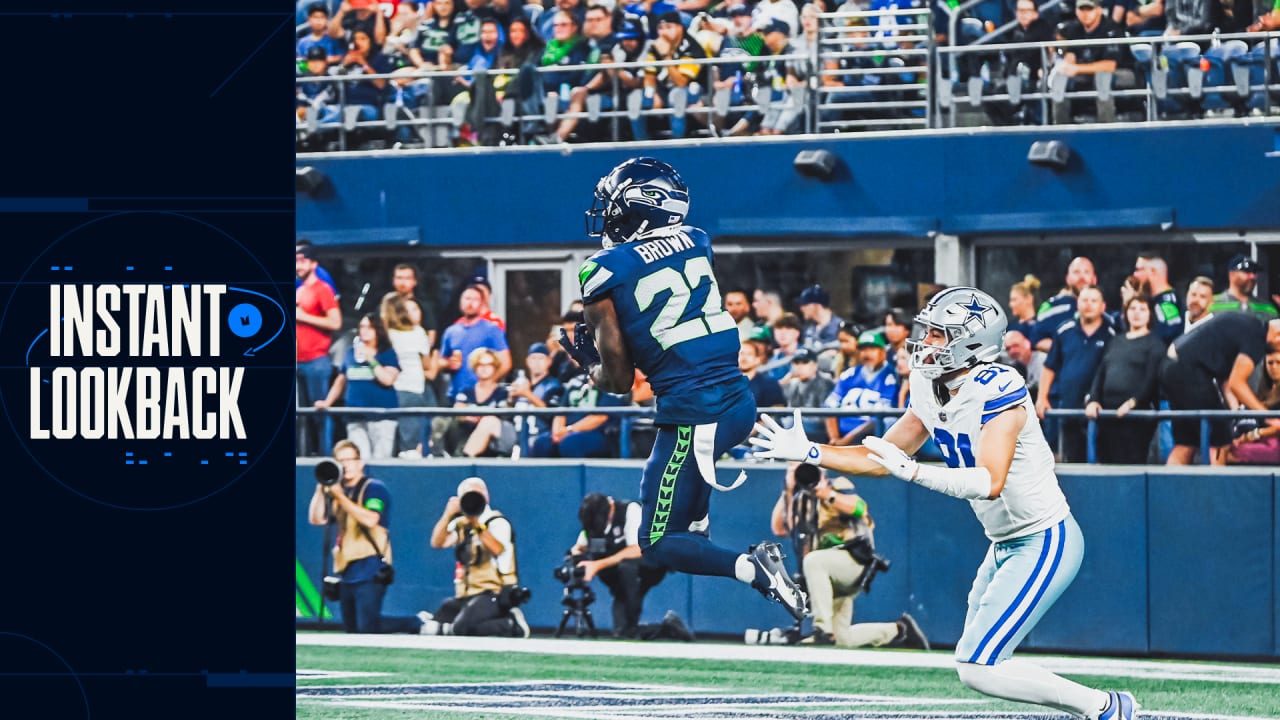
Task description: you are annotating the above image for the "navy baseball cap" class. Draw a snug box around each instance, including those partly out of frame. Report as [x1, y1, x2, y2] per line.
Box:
[614, 19, 644, 39]
[791, 348, 817, 364]
[305, 45, 327, 61]
[295, 242, 317, 260]
[760, 19, 791, 36]
[1228, 254, 1261, 272]
[528, 342, 551, 357]
[727, 4, 751, 16]
[797, 284, 830, 307]
[657, 10, 684, 26]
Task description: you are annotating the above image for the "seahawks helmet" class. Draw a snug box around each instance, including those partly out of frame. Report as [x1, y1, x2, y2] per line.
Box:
[585, 157, 690, 249]
[907, 287, 1007, 380]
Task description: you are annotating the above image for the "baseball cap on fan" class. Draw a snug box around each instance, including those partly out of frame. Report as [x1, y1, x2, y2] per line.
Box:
[1228, 254, 1261, 273]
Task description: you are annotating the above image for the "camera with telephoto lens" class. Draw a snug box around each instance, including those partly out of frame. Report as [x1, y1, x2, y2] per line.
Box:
[794, 464, 821, 491]
[315, 458, 342, 487]
[554, 556, 588, 585]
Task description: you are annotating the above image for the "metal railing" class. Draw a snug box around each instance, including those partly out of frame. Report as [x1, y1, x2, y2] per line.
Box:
[296, 21, 1280, 150]
[296, 404, 1280, 466]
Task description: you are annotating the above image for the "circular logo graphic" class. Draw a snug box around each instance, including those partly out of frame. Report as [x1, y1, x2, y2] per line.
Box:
[0, 212, 293, 510]
[228, 303, 264, 338]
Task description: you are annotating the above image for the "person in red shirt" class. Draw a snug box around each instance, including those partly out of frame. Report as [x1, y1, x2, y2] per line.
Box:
[297, 243, 343, 454]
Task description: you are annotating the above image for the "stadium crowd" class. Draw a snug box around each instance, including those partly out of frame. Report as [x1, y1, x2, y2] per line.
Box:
[295, 0, 1280, 148]
[297, 240, 1280, 466]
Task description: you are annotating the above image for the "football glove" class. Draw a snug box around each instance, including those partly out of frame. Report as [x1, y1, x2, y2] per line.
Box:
[559, 322, 602, 370]
[862, 436, 918, 481]
[749, 409, 823, 465]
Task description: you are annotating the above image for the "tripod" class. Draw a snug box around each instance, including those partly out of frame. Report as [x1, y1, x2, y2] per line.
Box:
[554, 581, 598, 638]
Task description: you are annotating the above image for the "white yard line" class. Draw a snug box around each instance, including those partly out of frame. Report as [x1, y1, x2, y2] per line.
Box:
[296, 633, 1280, 684]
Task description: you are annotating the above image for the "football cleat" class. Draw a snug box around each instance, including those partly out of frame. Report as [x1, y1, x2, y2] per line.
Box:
[893, 612, 930, 651]
[749, 542, 809, 621]
[1098, 691, 1139, 720]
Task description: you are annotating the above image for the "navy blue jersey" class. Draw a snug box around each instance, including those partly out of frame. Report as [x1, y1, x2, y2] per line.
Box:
[579, 226, 749, 425]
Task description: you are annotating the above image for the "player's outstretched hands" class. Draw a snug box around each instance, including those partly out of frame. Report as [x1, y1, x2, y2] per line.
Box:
[750, 409, 823, 465]
[863, 436, 918, 481]
[560, 322, 602, 369]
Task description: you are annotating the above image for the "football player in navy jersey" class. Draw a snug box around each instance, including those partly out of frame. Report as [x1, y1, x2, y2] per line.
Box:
[561, 157, 807, 621]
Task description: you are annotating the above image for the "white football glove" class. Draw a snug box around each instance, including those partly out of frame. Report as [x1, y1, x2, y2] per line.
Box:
[862, 436, 918, 481]
[749, 409, 823, 465]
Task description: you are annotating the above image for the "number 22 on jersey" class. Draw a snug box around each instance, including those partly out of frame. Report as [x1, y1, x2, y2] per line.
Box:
[634, 256, 734, 349]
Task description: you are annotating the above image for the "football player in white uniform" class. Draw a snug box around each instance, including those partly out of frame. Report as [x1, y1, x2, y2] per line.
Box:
[751, 287, 1138, 720]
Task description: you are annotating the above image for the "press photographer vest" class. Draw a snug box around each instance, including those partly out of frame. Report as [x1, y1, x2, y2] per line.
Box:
[333, 478, 393, 573]
[593, 498, 637, 558]
[452, 510, 517, 597]
[816, 485, 873, 544]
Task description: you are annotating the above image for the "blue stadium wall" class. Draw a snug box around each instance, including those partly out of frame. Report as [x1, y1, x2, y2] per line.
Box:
[296, 123, 1280, 246]
[296, 460, 1280, 659]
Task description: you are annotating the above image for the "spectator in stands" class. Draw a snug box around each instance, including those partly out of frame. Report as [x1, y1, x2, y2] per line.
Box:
[1032, 256, 1097, 352]
[785, 348, 836, 442]
[1125, 0, 1166, 33]
[707, 5, 765, 136]
[531, 373, 628, 457]
[308, 439, 427, 635]
[1184, 275, 1215, 332]
[640, 12, 710, 139]
[883, 308, 911, 359]
[1084, 295, 1166, 463]
[1037, 285, 1116, 462]
[741, 330, 788, 408]
[1122, 251, 1182, 343]
[381, 292, 436, 459]
[296, 243, 343, 456]
[550, 309, 586, 383]
[753, 288, 785, 327]
[1162, 314, 1280, 464]
[984, 0, 1054, 125]
[540, 0, 589, 42]
[425, 477, 530, 637]
[1209, 254, 1280, 323]
[1130, 0, 1216, 117]
[799, 284, 841, 350]
[393, 263, 438, 349]
[473, 16, 541, 145]
[299, 2, 344, 62]
[766, 313, 804, 380]
[1002, 329, 1045, 400]
[830, 320, 862, 377]
[1008, 274, 1041, 341]
[508, 342, 566, 454]
[462, 275, 506, 330]
[316, 313, 402, 460]
[452, 0, 489, 63]
[754, 20, 808, 135]
[1050, 0, 1136, 123]
[407, 0, 459, 68]
[524, 10, 592, 141]
[725, 289, 758, 341]
[625, 0, 680, 38]
[1228, 349, 1280, 465]
[440, 284, 511, 400]
[449, 348, 520, 457]
[297, 47, 341, 140]
[1242, 7, 1280, 116]
[331, 0, 389, 47]
[295, 240, 339, 296]
[824, 330, 897, 446]
[538, 4, 620, 143]
[340, 28, 394, 123]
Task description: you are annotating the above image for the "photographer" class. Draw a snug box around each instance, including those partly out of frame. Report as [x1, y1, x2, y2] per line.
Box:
[307, 440, 425, 634]
[424, 477, 530, 637]
[570, 493, 695, 642]
[770, 463, 928, 649]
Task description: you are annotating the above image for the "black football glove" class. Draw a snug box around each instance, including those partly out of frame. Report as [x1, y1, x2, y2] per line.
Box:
[560, 322, 601, 370]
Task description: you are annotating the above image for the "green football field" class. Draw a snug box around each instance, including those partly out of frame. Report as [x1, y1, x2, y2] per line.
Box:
[296, 633, 1280, 720]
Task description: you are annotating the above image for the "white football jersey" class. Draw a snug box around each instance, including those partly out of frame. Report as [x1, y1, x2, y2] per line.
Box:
[908, 362, 1069, 543]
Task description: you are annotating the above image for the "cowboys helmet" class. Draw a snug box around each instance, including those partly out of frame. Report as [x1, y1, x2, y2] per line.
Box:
[585, 157, 690, 249]
[907, 287, 1007, 380]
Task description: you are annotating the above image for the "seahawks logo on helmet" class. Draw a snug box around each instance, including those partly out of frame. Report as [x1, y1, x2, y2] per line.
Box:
[907, 287, 1007, 380]
[585, 157, 690, 249]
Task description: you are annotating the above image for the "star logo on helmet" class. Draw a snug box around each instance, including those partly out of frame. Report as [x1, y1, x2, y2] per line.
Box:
[960, 294, 990, 327]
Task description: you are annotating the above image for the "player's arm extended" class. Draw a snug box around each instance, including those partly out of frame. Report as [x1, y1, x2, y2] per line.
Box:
[584, 298, 635, 394]
[861, 406, 1022, 501]
[751, 408, 929, 477]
